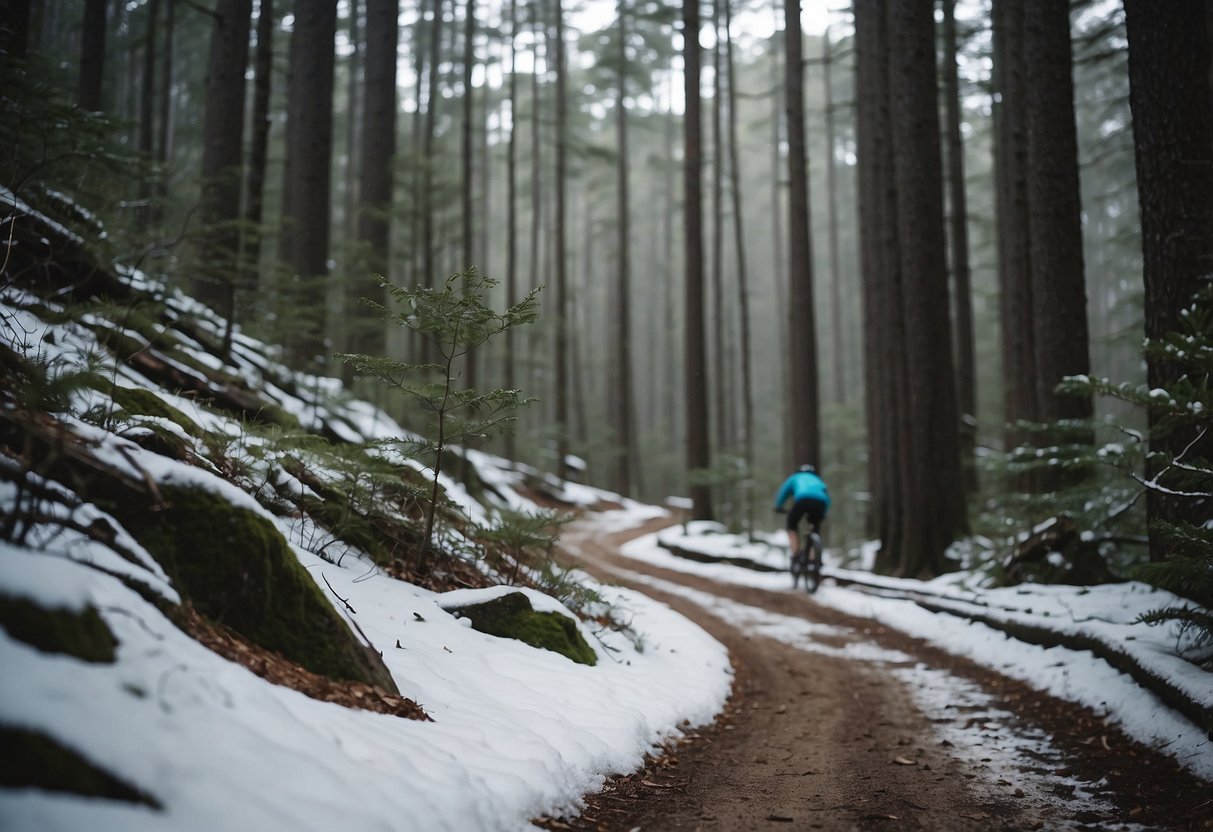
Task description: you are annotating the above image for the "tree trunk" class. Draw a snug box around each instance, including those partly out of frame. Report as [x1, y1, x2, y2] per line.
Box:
[196, 0, 252, 314]
[351, 0, 397, 361]
[940, 0, 978, 492]
[1023, 1, 1092, 430]
[854, 0, 905, 565]
[78, 0, 107, 111]
[157, 0, 174, 169]
[461, 0, 477, 392]
[822, 26, 846, 409]
[710, 0, 727, 454]
[783, 0, 820, 471]
[528, 5, 544, 421]
[342, 0, 362, 340]
[1123, 0, 1213, 560]
[138, 0, 159, 212]
[886, 0, 968, 576]
[769, 10, 788, 460]
[725, 0, 754, 532]
[2, 0, 31, 59]
[406, 10, 426, 290]
[477, 75, 490, 283]
[992, 0, 1038, 458]
[684, 0, 713, 520]
[352, 1, 365, 229]
[554, 0, 571, 481]
[504, 0, 519, 462]
[461, 0, 475, 272]
[281, 0, 337, 366]
[614, 0, 636, 496]
[663, 73, 679, 473]
[240, 0, 274, 293]
[421, 0, 444, 296]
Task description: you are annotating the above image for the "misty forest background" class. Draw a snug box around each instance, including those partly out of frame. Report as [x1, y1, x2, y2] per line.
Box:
[3, 0, 1210, 592]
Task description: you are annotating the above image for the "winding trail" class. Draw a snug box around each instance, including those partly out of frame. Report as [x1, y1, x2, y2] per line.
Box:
[545, 517, 1212, 832]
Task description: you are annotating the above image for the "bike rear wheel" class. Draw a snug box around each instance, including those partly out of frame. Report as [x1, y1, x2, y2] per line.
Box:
[806, 533, 823, 593]
[791, 549, 808, 589]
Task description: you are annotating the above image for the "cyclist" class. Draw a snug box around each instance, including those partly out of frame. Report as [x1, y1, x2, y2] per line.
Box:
[773, 464, 831, 564]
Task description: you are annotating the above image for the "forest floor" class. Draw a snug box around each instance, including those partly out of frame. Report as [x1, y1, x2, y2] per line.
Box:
[541, 518, 1213, 832]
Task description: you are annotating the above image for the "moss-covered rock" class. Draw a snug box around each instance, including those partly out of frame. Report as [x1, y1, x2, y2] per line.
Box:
[93, 324, 148, 362]
[0, 596, 118, 662]
[0, 727, 160, 808]
[108, 385, 199, 436]
[106, 484, 399, 692]
[443, 592, 597, 666]
[257, 402, 302, 431]
[121, 423, 193, 461]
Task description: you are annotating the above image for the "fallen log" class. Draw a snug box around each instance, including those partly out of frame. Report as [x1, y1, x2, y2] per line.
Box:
[656, 540, 783, 573]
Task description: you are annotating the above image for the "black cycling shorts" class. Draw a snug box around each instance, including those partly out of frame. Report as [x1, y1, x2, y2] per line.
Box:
[786, 497, 827, 531]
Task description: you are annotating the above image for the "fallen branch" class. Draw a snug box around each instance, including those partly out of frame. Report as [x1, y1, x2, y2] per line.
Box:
[321, 573, 357, 614]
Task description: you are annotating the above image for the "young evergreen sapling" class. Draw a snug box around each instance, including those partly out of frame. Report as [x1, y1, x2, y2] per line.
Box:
[337, 268, 540, 572]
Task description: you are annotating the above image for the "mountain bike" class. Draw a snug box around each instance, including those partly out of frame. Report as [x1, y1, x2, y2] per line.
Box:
[790, 523, 823, 594]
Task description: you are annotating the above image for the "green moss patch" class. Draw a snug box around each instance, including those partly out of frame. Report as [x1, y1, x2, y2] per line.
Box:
[257, 402, 302, 431]
[107, 484, 399, 692]
[108, 385, 199, 436]
[444, 592, 597, 666]
[0, 727, 160, 808]
[0, 596, 118, 662]
[122, 423, 193, 461]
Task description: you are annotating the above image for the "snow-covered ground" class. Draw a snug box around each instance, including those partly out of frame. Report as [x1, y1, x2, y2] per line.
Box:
[575, 507, 1213, 784]
[0, 479, 732, 832]
[0, 257, 733, 830]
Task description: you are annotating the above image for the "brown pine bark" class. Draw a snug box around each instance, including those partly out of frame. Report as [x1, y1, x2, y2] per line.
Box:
[351, 0, 398, 360]
[344, 0, 361, 246]
[886, 0, 968, 576]
[554, 0, 571, 481]
[854, 0, 906, 565]
[684, 0, 713, 520]
[461, 0, 477, 391]
[614, 0, 637, 496]
[724, 0, 754, 528]
[1023, 1, 1092, 428]
[2, 0, 31, 59]
[527, 5, 545, 417]
[941, 0, 978, 492]
[822, 26, 845, 408]
[421, 0, 444, 292]
[503, 0, 519, 462]
[78, 0, 107, 110]
[992, 0, 1038, 454]
[783, 0, 820, 471]
[157, 0, 174, 169]
[768, 14, 789, 460]
[1123, 0, 1213, 560]
[138, 0, 159, 191]
[663, 74, 679, 461]
[710, 0, 727, 454]
[240, 0, 274, 290]
[196, 0, 252, 315]
[280, 0, 337, 365]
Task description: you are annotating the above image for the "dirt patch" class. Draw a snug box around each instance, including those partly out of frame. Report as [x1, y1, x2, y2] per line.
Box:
[540, 521, 1213, 831]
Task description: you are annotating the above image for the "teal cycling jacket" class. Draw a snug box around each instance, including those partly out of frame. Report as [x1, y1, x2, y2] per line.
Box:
[774, 472, 831, 513]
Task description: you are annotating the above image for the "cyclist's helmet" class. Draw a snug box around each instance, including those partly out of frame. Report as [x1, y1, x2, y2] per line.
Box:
[798, 464, 816, 474]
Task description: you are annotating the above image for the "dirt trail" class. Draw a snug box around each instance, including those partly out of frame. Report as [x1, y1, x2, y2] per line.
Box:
[542, 519, 1212, 832]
